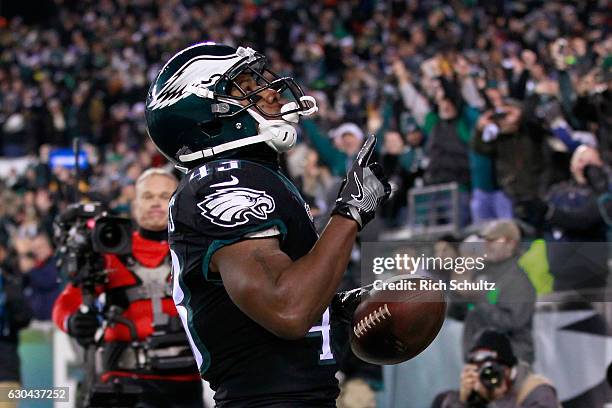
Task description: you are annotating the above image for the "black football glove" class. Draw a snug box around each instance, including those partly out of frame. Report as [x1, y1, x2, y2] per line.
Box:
[332, 135, 391, 230]
[67, 308, 99, 346]
[329, 284, 374, 363]
[330, 284, 374, 325]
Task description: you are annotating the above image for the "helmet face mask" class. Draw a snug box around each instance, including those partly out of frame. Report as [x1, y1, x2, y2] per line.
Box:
[145, 43, 317, 170]
[217, 59, 314, 119]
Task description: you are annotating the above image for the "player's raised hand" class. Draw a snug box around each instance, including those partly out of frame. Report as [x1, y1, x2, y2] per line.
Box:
[356, 132, 377, 167]
[332, 134, 391, 230]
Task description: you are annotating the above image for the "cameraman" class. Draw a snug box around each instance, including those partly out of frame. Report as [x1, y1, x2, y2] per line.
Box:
[52, 168, 204, 408]
[439, 330, 559, 408]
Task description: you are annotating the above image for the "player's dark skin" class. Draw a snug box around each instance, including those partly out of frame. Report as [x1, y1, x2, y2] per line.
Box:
[209, 74, 359, 339]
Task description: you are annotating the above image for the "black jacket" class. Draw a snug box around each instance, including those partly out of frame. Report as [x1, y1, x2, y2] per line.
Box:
[472, 98, 549, 201]
[425, 119, 471, 188]
[0, 267, 33, 381]
[545, 181, 609, 291]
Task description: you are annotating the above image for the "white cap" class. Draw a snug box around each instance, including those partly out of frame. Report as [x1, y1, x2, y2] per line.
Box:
[332, 122, 364, 142]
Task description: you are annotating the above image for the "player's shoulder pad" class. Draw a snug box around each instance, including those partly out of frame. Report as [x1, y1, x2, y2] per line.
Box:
[175, 159, 288, 234]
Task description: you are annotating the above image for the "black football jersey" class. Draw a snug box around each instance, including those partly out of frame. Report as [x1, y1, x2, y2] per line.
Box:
[168, 159, 340, 405]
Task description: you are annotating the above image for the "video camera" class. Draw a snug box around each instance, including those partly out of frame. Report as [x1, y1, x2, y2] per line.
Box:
[54, 202, 132, 284]
[53, 202, 136, 408]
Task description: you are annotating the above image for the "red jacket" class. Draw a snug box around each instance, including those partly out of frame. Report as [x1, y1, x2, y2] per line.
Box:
[52, 231, 200, 382]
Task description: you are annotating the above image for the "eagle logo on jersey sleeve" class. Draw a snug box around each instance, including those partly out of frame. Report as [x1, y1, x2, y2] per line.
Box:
[197, 187, 276, 227]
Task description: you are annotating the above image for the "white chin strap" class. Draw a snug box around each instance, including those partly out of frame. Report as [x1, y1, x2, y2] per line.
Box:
[178, 96, 317, 163]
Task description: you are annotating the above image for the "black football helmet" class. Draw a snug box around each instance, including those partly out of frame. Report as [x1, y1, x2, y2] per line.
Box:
[145, 42, 317, 171]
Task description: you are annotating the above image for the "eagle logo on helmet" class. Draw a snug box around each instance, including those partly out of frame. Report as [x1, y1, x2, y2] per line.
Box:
[197, 187, 276, 227]
[148, 46, 258, 111]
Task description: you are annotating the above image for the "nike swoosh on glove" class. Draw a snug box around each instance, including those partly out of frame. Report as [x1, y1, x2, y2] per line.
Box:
[332, 134, 392, 230]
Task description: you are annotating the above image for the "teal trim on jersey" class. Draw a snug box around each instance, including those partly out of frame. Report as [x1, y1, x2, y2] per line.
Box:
[201, 219, 289, 284]
[175, 251, 212, 376]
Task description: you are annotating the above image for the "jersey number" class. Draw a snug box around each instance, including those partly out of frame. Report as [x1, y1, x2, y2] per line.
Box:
[191, 160, 239, 181]
[308, 308, 334, 362]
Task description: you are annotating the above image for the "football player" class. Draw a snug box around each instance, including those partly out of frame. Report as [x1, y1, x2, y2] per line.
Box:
[145, 43, 391, 407]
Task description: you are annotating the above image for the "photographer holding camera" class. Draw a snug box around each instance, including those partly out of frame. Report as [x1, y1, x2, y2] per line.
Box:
[439, 330, 559, 408]
[52, 168, 204, 408]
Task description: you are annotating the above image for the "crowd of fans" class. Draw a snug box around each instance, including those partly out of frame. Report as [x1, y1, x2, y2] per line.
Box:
[0, 0, 610, 322]
[0, 1, 610, 406]
[0, 0, 612, 316]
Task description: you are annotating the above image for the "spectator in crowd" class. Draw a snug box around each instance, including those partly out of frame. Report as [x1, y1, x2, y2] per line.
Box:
[437, 330, 560, 408]
[472, 93, 547, 226]
[458, 220, 536, 365]
[33, 187, 57, 238]
[14, 232, 61, 321]
[379, 127, 424, 227]
[293, 148, 336, 223]
[0, 232, 33, 408]
[393, 57, 478, 226]
[428, 234, 478, 322]
[302, 120, 366, 177]
[523, 145, 610, 291]
[469, 86, 514, 224]
[430, 234, 462, 285]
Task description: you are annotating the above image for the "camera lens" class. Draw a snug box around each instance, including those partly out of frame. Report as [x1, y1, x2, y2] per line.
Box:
[479, 361, 504, 390]
[91, 216, 132, 255]
[98, 223, 123, 249]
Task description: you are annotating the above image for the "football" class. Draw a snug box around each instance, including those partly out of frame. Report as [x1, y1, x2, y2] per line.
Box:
[350, 276, 446, 365]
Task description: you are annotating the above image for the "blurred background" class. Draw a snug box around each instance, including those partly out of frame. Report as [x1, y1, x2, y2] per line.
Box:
[0, 0, 611, 407]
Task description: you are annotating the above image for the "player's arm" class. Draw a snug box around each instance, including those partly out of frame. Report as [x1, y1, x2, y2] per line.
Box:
[211, 217, 357, 339]
[211, 135, 391, 339]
